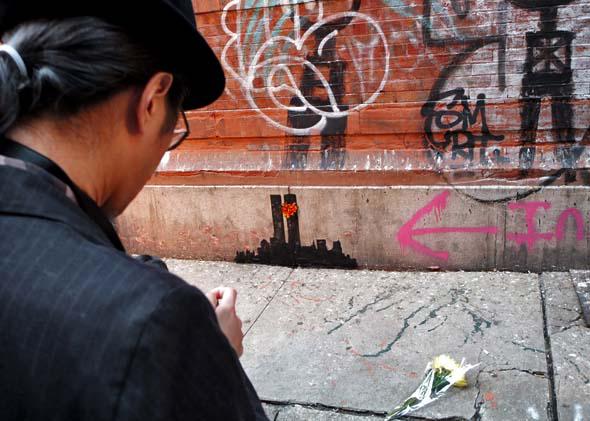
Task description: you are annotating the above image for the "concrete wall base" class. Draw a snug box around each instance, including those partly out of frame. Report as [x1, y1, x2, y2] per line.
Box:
[117, 185, 590, 271]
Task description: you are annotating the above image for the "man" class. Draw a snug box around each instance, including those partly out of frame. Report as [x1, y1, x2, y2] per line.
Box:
[0, 1, 268, 419]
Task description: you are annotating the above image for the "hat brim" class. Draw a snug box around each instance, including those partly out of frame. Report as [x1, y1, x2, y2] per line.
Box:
[0, 0, 226, 110]
[180, 31, 226, 110]
[142, 1, 226, 110]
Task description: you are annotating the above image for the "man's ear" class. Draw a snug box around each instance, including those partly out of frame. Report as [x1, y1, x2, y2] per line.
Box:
[135, 72, 174, 135]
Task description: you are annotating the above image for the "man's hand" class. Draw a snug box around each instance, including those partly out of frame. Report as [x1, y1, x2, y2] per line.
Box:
[206, 287, 244, 357]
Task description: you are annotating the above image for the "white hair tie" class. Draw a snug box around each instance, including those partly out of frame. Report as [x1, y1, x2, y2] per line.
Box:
[0, 44, 28, 80]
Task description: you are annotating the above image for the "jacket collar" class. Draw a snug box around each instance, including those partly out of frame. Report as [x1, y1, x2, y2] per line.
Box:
[0, 163, 118, 250]
[0, 138, 125, 251]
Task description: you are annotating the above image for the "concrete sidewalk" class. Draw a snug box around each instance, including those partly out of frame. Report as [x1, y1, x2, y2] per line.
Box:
[166, 260, 590, 421]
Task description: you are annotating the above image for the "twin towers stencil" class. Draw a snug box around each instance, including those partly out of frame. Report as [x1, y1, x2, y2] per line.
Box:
[235, 194, 357, 269]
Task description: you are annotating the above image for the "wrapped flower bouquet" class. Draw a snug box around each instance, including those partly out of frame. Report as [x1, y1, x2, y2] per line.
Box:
[385, 355, 479, 420]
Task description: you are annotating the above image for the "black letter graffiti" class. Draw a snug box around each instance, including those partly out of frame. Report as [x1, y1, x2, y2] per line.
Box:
[422, 88, 505, 165]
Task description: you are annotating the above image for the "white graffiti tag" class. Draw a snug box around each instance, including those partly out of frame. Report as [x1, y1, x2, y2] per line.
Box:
[221, 0, 390, 135]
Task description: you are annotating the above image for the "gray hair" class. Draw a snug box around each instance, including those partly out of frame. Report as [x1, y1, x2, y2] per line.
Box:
[0, 17, 187, 134]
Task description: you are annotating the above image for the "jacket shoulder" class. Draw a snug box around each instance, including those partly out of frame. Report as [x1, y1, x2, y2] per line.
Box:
[0, 214, 211, 421]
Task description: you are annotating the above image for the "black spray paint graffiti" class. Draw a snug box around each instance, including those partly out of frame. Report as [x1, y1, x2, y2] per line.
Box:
[421, 40, 514, 167]
[285, 0, 361, 171]
[422, 0, 585, 184]
[235, 194, 357, 268]
[422, 88, 506, 165]
[509, 0, 577, 170]
[421, 0, 510, 167]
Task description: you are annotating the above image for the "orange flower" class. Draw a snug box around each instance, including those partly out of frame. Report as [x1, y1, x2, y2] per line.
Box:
[282, 203, 298, 219]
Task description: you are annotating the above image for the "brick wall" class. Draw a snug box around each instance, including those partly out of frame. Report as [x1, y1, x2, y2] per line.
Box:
[117, 0, 590, 269]
[153, 0, 590, 186]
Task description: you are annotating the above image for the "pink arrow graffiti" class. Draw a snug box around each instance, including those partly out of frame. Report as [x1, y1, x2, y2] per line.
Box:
[397, 191, 499, 261]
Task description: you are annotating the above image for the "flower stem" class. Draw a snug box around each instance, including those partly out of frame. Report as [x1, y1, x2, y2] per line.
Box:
[385, 397, 420, 420]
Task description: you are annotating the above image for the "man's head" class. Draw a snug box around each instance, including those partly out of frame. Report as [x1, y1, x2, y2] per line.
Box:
[0, 17, 186, 216]
[0, 1, 225, 217]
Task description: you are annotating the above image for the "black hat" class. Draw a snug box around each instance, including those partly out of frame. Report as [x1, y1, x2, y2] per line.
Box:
[0, 0, 226, 110]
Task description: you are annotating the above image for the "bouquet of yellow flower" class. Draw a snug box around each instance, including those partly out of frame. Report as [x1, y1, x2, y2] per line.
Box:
[385, 355, 479, 420]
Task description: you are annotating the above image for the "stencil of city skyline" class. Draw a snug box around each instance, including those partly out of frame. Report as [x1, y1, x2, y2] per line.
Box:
[235, 194, 357, 269]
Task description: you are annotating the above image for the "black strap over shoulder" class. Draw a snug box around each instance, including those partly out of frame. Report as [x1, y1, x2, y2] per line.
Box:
[0, 137, 126, 252]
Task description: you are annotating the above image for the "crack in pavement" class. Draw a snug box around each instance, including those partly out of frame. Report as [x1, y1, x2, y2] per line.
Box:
[509, 340, 545, 354]
[360, 288, 493, 358]
[551, 304, 581, 314]
[261, 398, 386, 418]
[482, 368, 548, 378]
[554, 320, 583, 334]
[244, 268, 294, 337]
[360, 303, 428, 358]
[327, 288, 399, 335]
[262, 399, 469, 420]
[457, 293, 493, 345]
[566, 314, 583, 324]
[472, 368, 484, 421]
[563, 356, 590, 385]
[539, 275, 559, 421]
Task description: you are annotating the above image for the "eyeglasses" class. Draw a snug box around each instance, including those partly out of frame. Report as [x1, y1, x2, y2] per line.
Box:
[168, 109, 190, 151]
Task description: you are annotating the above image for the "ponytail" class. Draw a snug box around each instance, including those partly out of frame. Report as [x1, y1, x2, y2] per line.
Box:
[0, 17, 188, 135]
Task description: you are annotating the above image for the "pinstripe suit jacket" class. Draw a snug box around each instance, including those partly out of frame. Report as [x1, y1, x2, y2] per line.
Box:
[0, 162, 267, 421]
